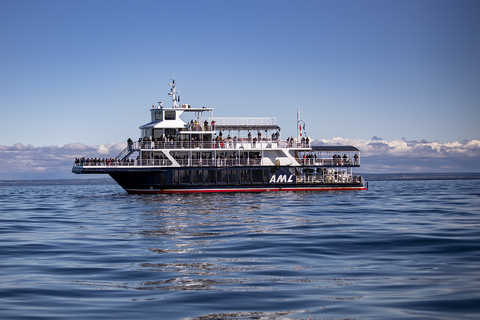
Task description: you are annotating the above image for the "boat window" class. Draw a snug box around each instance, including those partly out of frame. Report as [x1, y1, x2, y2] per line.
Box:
[154, 110, 163, 121]
[228, 169, 239, 184]
[165, 111, 176, 120]
[217, 169, 227, 184]
[193, 170, 203, 184]
[157, 172, 166, 185]
[252, 169, 264, 183]
[240, 169, 251, 183]
[205, 170, 216, 184]
[179, 170, 191, 184]
[173, 170, 178, 184]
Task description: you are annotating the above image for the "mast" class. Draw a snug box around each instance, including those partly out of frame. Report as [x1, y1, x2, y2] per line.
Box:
[168, 78, 180, 108]
[297, 109, 306, 144]
[297, 109, 300, 143]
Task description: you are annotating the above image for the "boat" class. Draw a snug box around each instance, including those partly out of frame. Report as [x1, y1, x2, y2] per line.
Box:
[72, 79, 368, 193]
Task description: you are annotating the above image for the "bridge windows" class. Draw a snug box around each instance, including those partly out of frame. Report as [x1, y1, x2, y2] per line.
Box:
[164, 110, 176, 120]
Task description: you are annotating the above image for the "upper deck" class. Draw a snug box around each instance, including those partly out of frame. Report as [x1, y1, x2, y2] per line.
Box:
[73, 79, 362, 172]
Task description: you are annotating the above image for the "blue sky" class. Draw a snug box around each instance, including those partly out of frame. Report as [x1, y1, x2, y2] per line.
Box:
[1, 0, 479, 179]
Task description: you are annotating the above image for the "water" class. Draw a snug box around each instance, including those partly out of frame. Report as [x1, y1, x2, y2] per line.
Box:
[1, 180, 479, 320]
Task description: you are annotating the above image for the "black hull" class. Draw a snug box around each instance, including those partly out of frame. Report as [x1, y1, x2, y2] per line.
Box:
[107, 166, 367, 194]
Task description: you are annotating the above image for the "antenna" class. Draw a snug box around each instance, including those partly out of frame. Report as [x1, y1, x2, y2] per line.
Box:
[297, 109, 306, 143]
[168, 75, 179, 108]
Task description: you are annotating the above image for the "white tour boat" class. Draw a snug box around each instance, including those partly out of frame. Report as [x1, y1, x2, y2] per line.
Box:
[72, 79, 368, 193]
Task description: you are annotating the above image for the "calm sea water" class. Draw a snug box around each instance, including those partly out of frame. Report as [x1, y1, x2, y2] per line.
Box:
[1, 180, 479, 320]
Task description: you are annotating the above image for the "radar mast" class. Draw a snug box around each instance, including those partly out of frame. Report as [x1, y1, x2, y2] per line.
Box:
[168, 78, 180, 108]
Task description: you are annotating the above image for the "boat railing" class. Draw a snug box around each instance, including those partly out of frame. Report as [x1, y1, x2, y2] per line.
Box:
[296, 172, 354, 184]
[174, 158, 262, 167]
[73, 158, 263, 168]
[74, 156, 362, 169]
[298, 158, 360, 166]
[135, 139, 309, 150]
[201, 116, 277, 127]
[74, 159, 137, 167]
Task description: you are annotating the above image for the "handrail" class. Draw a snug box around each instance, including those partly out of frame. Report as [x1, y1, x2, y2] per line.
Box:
[134, 140, 308, 150]
[73, 158, 359, 168]
[73, 158, 263, 168]
[204, 117, 277, 126]
[298, 158, 360, 166]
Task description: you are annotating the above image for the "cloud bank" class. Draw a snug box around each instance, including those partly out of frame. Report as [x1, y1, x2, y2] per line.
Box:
[0, 142, 126, 180]
[312, 137, 480, 173]
[0, 138, 479, 180]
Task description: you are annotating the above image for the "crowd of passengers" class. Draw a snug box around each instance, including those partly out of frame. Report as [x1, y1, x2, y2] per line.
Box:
[132, 129, 294, 149]
[75, 157, 135, 166]
[300, 153, 359, 165]
[187, 120, 217, 131]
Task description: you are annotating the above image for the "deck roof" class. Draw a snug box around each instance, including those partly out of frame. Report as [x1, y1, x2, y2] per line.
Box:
[215, 124, 281, 131]
[311, 145, 359, 152]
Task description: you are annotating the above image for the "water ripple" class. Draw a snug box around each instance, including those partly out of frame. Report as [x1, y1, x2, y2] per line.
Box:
[1, 181, 479, 319]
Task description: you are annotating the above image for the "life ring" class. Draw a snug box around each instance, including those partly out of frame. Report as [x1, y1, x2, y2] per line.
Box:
[275, 159, 281, 166]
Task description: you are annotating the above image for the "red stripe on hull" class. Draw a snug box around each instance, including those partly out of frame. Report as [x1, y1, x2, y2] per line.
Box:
[126, 186, 368, 194]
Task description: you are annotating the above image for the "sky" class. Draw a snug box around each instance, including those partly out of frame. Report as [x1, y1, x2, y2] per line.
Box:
[1, 0, 479, 179]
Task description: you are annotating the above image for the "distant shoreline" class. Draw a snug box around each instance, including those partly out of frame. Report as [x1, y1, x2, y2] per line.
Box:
[361, 172, 480, 181]
[1, 173, 479, 186]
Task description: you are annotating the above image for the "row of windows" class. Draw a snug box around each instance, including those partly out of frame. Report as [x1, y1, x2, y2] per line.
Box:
[172, 168, 269, 185]
[154, 110, 176, 121]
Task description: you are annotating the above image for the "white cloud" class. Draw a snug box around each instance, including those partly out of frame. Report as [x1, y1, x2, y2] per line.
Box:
[0, 142, 126, 180]
[313, 137, 480, 157]
[312, 138, 480, 173]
